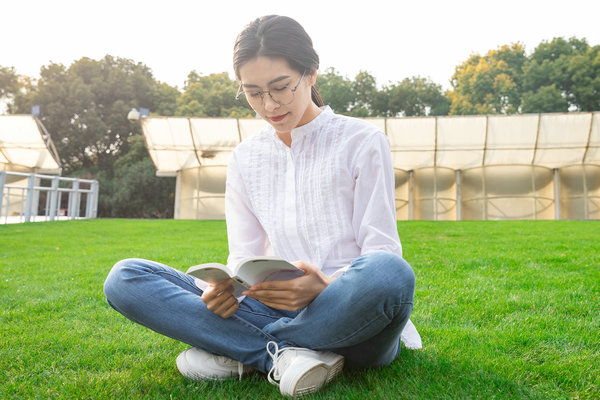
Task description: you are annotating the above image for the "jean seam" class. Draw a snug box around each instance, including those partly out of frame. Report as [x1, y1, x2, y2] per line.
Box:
[231, 314, 279, 343]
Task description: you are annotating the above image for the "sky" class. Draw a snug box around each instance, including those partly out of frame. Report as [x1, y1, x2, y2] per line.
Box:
[2, 0, 600, 92]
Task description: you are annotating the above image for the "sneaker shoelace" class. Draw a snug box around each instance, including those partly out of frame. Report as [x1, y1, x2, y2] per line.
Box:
[237, 360, 243, 381]
[267, 341, 304, 386]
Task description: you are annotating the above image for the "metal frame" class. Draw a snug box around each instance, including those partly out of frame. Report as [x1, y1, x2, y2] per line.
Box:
[0, 171, 98, 224]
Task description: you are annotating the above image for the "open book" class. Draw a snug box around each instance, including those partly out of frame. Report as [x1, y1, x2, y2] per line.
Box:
[186, 256, 305, 297]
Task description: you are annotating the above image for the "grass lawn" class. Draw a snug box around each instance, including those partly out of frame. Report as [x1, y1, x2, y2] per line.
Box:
[1, 219, 599, 399]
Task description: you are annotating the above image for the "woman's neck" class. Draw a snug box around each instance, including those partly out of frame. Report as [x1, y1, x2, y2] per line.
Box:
[276, 131, 292, 147]
[276, 103, 322, 147]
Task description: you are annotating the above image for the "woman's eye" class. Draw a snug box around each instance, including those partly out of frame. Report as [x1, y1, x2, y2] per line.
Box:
[247, 92, 262, 98]
[271, 86, 289, 92]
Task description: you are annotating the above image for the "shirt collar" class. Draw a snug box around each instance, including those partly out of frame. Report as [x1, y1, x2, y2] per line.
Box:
[291, 105, 332, 141]
[268, 106, 333, 146]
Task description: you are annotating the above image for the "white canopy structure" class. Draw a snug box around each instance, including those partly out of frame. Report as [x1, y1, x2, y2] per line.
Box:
[0, 115, 98, 224]
[142, 112, 600, 220]
[0, 115, 61, 174]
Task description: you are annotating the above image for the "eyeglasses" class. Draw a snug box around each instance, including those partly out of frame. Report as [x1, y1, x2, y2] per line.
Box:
[236, 71, 307, 106]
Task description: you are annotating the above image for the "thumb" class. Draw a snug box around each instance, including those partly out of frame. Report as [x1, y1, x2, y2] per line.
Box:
[292, 260, 317, 274]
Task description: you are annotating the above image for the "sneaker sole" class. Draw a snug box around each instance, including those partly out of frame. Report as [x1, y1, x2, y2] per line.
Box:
[319, 352, 344, 383]
[280, 353, 344, 397]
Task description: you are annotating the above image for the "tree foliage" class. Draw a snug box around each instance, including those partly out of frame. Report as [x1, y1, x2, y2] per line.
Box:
[379, 77, 450, 117]
[0, 65, 19, 99]
[448, 43, 526, 114]
[351, 71, 379, 117]
[522, 37, 600, 112]
[94, 135, 175, 218]
[317, 68, 449, 117]
[176, 71, 254, 118]
[449, 37, 600, 114]
[0, 65, 19, 113]
[315, 67, 355, 114]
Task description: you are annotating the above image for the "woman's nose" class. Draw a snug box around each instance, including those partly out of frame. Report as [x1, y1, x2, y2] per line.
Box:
[263, 94, 280, 112]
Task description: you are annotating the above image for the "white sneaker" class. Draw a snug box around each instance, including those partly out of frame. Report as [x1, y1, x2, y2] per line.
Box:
[176, 347, 254, 381]
[267, 341, 344, 397]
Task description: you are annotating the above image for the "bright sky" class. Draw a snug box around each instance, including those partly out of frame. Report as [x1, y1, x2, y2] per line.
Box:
[2, 0, 599, 92]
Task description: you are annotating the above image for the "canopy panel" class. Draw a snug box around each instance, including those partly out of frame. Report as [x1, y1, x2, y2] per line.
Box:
[142, 117, 271, 173]
[0, 115, 61, 173]
[141, 112, 600, 174]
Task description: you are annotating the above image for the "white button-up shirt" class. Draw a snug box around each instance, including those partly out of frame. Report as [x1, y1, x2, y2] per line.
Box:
[225, 106, 402, 278]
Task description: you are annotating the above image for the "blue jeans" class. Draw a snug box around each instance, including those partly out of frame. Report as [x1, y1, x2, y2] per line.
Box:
[103, 251, 415, 374]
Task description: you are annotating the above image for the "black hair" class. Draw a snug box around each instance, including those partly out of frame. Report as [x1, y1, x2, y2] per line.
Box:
[233, 15, 324, 107]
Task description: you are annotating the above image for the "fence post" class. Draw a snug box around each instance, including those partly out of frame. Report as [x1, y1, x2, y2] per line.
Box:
[49, 176, 59, 221]
[408, 170, 414, 220]
[93, 181, 98, 218]
[174, 171, 181, 219]
[0, 171, 5, 220]
[90, 181, 99, 218]
[456, 169, 462, 221]
[74, 179, 81, 218]
[85, 181, 96, 218]
[31, 175, 40, 220]
[68, 179, 80, 219]
[25, 174, 35, 222]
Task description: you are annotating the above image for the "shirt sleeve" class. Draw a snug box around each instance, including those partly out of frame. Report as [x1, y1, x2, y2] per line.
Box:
[225, 151, 271, 267]
[351, 132, 403, 257]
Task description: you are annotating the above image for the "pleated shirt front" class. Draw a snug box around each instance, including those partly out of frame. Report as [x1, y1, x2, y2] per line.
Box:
[225, 106, 402, 277]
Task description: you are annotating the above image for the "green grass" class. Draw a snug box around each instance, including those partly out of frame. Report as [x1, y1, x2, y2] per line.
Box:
[1, 219, 599, 399]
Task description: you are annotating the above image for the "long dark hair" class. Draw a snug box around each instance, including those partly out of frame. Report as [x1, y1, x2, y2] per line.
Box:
[233, 15, 325, 107]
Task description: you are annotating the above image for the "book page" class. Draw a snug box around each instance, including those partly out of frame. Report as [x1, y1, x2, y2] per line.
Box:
[186, 264, 231, 284]
[186, 263, 247, 297]
[235, 258, 304, 286]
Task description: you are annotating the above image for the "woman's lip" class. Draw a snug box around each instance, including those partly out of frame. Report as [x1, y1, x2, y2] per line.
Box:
[269, 113, 287, 122]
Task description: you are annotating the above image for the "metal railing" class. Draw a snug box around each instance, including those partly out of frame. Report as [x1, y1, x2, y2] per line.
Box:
[0, 171, 99, 224]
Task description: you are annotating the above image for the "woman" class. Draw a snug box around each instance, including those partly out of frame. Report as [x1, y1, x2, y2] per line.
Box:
[104, 15, 418, 397]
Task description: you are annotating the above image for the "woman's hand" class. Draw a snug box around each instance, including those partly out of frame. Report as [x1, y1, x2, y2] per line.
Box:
[242, 261, 334, 311]
[201, 278, 239, 318]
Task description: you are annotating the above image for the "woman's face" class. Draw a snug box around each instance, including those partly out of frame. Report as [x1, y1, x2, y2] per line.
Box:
[237, 56, 319, 136]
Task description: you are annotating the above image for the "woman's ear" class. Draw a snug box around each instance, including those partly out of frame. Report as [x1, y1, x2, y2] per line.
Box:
[307, 68, 318, 86]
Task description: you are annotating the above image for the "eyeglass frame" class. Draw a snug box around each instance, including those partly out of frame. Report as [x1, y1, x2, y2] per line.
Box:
[235, 70, 307, 106]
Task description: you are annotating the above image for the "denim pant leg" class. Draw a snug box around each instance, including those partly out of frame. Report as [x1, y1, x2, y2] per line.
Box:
[263, 251, 415, 369]
[103, 258, 293, 373]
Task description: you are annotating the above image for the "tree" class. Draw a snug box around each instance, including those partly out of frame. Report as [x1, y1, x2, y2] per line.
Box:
[176, 71, 253, 118]
[318, 69, 449, 117]
[522, 37, 587, 112]
[316, 67, 354, 115]
[449, 37, 599, 114]
[94, 135, 175, 218]
[0, 65, 19, 113]
[448, 43, 526, 114]
[12, 55, 178, 172]
[152, 81, 181, 116]
[379, 77, 449, 117]
[0, 65, 18, 100]
[350, 70, 378, 117]
[568, 44, 600, 111]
